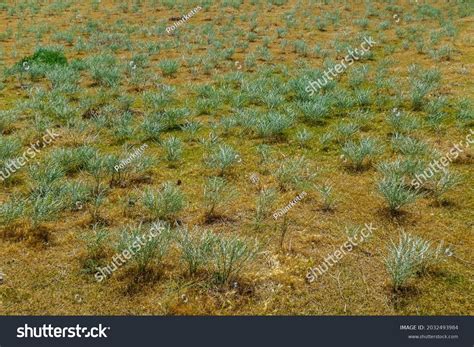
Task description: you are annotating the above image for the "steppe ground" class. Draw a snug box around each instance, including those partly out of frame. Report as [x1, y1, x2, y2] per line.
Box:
[0, 0, 473, 315]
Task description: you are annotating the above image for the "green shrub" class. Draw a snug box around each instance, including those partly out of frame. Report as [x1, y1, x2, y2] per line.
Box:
[159, 59, 179, 77]
[17, 46, 67, 68]
[203, 176, 237, 219]
[341, 137, 382, 170]
[385, 232, 444, 290]
[275, 156, 314, 190]
[178, 227, 217, 276]
[143, 182, 185, 221]
[116, 222, 171, 274]
[204, 144, 240, 176]
[212, 235, 258, 285]
[377, 177, 421, 213]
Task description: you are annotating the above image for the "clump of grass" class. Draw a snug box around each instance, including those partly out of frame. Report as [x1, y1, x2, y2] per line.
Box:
[116, 222, 171, 275]
[177, 227, 217, 276]
[143, 182, 186, 221]
[212, 235, 259, 285]
[295, 128, 312, 148]
[385, 232, 444, 290]
[254, 188, 278, 229]
[275, 156, 314, 191]
[336, 122, 359, 143]
[377, 177, 421, 214]
[203, 176, 238, 220]
[0, 195, 25, 235]
[162, 136, 183, 166]
[387, 110, 420, 134]
[253, 112, 293, 140]
[204, 144, 240, 176]
[391, 134, 429, 157]
[316, 182, 337, 211]
[429, 170, 462, 203]
[81, 225, 109, 273]
[341, 137, 382, 170]
[158, 59, 179, 77]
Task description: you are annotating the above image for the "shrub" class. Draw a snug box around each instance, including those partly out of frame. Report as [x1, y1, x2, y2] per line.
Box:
[295, 128, 312, 148]
[275, 156, 314, 190]
[391, 134, 429, 157]
[204, 144, 240, 176]
[159, 59, 179, 77]
[17, 47, 67, 69]
[162, 136, 183, 165]
[253, 112, 293, 140]
[341, 137, 382, 170]
[143, 182, 185, 221]
[203, 176, 237, 219]
[377, 177, 421, 213]
[385, 232, 444, 290]
[177, 227, 217, 276]
[212, 235, 258, 285]
[116, 222, 171, 274]
[317, 182, 337, 211]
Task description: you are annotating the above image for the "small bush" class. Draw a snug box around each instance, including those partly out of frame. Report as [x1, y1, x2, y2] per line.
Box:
[162, 136, 183, 165]
[204, 144, 240, 176]
[275, 156, 314, 190]
[116, 222, 171, 274]
[212, 235, 258, 285]
[377, 177, 421, 213]
[203, 176, 237, 219]
[385, 232, 444, 290]
[178, 227, 217, 276]
[143, 182, 185, 221]
[341, 137, 382, 170]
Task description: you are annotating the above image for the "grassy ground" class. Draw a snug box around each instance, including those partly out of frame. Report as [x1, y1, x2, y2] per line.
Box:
[0, 0, 473, 315]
